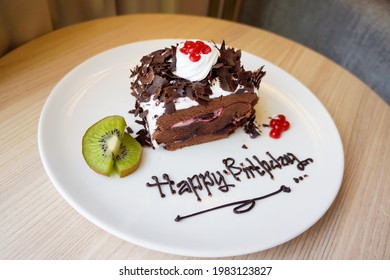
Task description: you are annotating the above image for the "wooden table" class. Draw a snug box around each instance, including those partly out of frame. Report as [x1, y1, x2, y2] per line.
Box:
[1, 14, 389, 260]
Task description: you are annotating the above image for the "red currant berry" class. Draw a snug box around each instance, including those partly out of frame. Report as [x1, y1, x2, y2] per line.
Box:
[184, 41, 195, 48]
[270, 129, 281, 139]
[189, 45, 200, 54]
[180, 47, 189, 54]
[189, 52, 201, 62]
[270, 119, 282, 129]
[269, 119, 277, 128]
[282, 120, 290, 131]
[278, 114, 286, 122]
[201, 45, 212, 54]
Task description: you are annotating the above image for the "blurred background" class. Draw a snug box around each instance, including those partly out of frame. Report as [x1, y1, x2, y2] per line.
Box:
[0, 0, 389, 104]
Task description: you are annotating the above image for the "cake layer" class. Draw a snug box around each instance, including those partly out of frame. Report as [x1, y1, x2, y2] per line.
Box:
[155, 91, 258, 130]
[163, 130, 233, 151]
[153, 92, 258, 149]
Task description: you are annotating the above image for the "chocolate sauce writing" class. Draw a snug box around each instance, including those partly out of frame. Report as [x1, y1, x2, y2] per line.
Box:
[146, 171, 234, 201]
[223, 151, 314, 181]
[145, 151, 314, 202]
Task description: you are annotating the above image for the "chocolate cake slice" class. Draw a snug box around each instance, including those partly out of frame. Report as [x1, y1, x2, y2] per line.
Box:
[130, 40, 266, 150]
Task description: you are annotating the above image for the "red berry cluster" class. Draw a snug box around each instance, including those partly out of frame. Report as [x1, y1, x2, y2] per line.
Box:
[269, 114, 290, 139]
[179, 40, 212, 62]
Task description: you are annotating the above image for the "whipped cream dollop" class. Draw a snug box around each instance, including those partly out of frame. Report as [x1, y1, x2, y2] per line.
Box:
[174, 40, 219, 82]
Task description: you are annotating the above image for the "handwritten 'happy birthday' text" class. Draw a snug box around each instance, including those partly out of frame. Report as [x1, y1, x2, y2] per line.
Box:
[145, 151, 314, 201]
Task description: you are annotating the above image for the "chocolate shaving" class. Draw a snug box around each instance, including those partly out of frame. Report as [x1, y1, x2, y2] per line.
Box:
[147, 75, 168, 98]
[132, 105, 144, 117]
[141, 56, 153, 65]
[151, 53, 165, 64]
[191, 82, 212, 103]
[253, 65, 266, 88]
[135, 119, 145, 126]
[170, 46, 177, 71]
[164, 101, 176, 114]
[244, 110, 261, 138]
[126, 126, 134, 134]
[139, 66, 155, 85]
[135, 128, 153, 148]
[216, 66, 237, 92]
[139, 109, 149, 119]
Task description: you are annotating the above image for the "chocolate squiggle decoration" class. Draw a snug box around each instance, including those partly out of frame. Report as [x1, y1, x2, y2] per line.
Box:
[175, 185, 291, 222]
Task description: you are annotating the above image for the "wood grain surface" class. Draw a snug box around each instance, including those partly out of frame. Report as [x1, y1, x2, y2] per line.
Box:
[1, 14, 389, 260]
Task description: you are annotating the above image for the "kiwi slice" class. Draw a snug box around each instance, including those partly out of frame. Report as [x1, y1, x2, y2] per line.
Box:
[82, 115, 126, 176]
[114, 132, 143, 177]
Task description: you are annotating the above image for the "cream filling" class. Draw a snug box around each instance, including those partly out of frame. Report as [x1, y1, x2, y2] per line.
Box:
[171, 108, 223, 128]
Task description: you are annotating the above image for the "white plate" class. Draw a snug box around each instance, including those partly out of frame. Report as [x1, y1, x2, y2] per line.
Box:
[38, 39, 344, 258]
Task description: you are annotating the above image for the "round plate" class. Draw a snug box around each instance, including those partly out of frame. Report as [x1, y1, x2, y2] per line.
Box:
[38, 39, 344, 257]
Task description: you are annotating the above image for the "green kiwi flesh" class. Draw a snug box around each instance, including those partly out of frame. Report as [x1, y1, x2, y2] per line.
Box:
[115, 132, 143, 177]
[82, 115, 126, 176]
